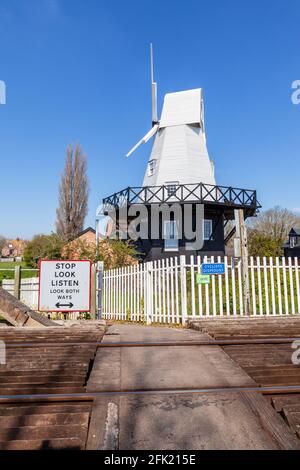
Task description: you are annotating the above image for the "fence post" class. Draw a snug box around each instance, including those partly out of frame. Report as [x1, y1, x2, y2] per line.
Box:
[180, 255, 188, 325]
[90, 263, 97, 320]
[14, 265, 21, 300]
[234, 209, 250, 315]
[146, 261, 153, 325]
[97, 261, 104, 320]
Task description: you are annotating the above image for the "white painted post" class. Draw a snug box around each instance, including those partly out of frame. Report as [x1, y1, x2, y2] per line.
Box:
[250, 257, 256, 316]
[170, 257, 175, 323]
[263, 257, 270, 315]
[204, 255, 210, 316]
[180, 255, 188, 325]
[276, 257, 283, 315]
[224, 256, 230, 315]
[269, 257, 276, 315]
[190, 255, 196, 318]
[282, 257, 289, 314]
[295, 257, 300, 314]
[211, 255, 217, 316]
[288, 257, 295, 315]
[166, 258, 170, 323]
[90, 264, 97, 319]
[197, 255, 203, 317]
[146, 261, 153, 325]
[231, 257, 237, 316]
[153, 260, 158, 323]
[118, 267, 122, 319]
[158, 259, 162, 323]
[130, 265, 133, 321]
[137, 264, 141, 321]
[97, 261, 104, 320]
[238, 257, 244, 315]
[174, 257, 180, 323]
[257, 257, 263, 315]
[162, 259, 166, 322]
[217, 255, 223, 316]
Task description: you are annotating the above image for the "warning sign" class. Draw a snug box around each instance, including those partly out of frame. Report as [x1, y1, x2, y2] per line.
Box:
[38, 260, 91, 312]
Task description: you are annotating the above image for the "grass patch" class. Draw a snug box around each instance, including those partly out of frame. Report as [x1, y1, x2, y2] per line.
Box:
[0, 262, 38, 283]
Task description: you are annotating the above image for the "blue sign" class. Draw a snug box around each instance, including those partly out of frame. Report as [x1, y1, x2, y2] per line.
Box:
[202, 263, 225, 275]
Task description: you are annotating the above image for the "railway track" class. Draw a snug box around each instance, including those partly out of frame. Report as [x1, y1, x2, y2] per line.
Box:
[190, 316, 300, 440]
[0, 325, 105, 450]
[1, 317, 300, 449]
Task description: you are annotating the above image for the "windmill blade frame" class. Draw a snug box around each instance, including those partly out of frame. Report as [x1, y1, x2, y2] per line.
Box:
[126, 124, 159, 158]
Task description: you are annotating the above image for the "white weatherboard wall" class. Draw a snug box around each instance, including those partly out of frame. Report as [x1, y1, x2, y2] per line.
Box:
[142, 89, 216, 187]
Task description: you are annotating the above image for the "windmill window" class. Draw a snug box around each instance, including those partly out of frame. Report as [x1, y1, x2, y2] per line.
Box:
[148, 160, 156, 176]
[164, 220, 179, 251]
[166, 181, 179, 197]
[203, 219, 213, 241]
[290, 237, 297, 248]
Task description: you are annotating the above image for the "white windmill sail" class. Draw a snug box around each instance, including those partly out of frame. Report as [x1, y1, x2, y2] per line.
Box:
[126, 124, 159, 158]
[126, 48, 216, 189]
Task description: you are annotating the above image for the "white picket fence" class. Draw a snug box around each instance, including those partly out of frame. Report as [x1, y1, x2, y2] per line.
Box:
[2, 277, 39, 310]
[102, 256, 300, 324]
[2, 256, 300, 324]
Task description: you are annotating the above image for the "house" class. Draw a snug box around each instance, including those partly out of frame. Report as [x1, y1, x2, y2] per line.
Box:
[1, 239, 27, 259]
[62, 227, 96, 259]
[283, 228, 300, 258]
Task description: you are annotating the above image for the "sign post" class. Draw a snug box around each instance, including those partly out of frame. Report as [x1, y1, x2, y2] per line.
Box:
[38, 260, 92, 312]
[234, 209, 250, 315]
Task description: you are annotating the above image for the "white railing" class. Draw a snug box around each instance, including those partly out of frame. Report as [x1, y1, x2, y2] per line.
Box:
[102, 256, 300, 324]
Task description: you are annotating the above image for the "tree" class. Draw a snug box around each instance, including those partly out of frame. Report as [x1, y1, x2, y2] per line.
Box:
[0, 236, 6, 255]
[247, 206, 300, 257]
[248, 206, 300, 242]
[98, 239, 139, 269]
[62, 238, 139, 268]
[248, 230, 283, 257]
[56, 144, 89, 241]
[24, 234, 63, 268]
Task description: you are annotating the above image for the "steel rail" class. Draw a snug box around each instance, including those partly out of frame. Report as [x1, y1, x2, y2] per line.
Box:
[1, 385, 300, 404]
[3, 338, 300, 349]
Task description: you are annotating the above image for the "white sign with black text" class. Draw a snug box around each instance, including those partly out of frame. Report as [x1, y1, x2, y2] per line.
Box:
[38, 260, 91, 312]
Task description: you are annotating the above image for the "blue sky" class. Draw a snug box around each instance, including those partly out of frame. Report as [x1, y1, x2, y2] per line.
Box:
[0, 0, 300, 239]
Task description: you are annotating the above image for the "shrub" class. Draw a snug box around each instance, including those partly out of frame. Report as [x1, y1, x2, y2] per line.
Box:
[24, 234, 63, 268]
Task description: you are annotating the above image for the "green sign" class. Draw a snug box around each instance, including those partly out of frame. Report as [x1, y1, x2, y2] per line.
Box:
[196, 274, 211, 285]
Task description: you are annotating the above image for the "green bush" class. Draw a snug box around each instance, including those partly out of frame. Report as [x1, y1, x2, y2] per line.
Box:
[24, 234, 63, 268]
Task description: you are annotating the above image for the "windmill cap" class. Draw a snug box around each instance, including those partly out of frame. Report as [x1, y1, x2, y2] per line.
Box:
[159, 88, 203, 128]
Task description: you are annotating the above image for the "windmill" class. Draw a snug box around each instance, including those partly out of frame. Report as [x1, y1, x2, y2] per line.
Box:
[101, 45, 260, 261]
[126, 45, 216, 190]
